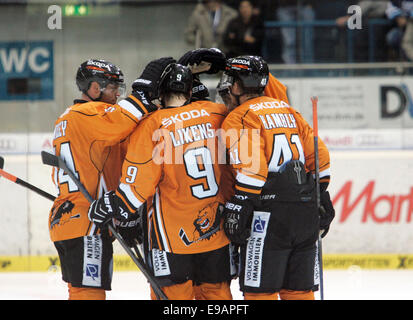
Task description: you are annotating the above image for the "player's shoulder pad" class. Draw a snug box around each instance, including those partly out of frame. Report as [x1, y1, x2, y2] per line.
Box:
[70, 100, 114, 116]
[198, 100, 228, 117]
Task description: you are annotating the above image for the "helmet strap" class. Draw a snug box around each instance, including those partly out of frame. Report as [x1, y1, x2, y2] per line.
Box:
[229, 87, 243, 106]
[83, 80, 105, 102]
[83, 90, 103, 102]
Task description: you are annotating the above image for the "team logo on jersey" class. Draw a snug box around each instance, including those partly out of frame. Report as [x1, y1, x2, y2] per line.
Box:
[179, 202, 222, 246]
[50, 200, 80, 229]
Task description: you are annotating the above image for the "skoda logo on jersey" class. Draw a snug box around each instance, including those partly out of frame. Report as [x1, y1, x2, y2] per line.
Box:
[253, 216, 266, 233]
[85, 263, 99, 280]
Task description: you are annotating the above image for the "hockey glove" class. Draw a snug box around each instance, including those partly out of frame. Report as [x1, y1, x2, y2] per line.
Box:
[319, 191, 335, 238]
[88, 191, 134, 228]
[114, 216, 143, 247]
[191, 74, 210, 101]
[178, 48, 226, 74]
[223, 196, 254, 244]
[132, 56, 176, 100]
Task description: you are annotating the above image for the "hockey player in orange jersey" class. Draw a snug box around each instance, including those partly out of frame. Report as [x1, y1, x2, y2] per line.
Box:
[49, 57, 175, 300]
[218, 56, 335, 300]
[176, 48, 293, 299]
[88, 63, 236, 300]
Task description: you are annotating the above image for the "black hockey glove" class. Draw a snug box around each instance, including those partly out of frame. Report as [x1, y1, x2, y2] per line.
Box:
[114, 216, 143, 247]
[191, 74, 210, 101]
[223, 196, 254, 244]
[319, 191, 335, 238]
[88, 191, 134, 228]
[178, 48, 226, 74]
[132, 56, 176, 100]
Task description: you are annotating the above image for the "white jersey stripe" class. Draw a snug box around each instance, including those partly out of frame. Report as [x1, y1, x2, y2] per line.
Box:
[319, 168, 331, 179]
[118, 183, 144, 210]
[236, 171, 266, 188]
[118, 99, 143, 121]
[154, 188, 170, 252]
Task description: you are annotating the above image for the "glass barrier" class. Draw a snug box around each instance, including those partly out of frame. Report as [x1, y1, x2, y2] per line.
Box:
[0, 0, 412, 259]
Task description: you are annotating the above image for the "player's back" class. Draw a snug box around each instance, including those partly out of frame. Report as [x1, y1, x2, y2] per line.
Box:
[50, 100, 134, 241]
[221, 95, 330, 196]
[118, 100, 230, 254]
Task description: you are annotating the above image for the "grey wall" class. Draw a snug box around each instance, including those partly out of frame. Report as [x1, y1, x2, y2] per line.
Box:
[0, 2, 195, 132]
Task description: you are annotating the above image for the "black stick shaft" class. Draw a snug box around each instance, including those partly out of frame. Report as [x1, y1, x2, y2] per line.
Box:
[17, 178, 56, 201]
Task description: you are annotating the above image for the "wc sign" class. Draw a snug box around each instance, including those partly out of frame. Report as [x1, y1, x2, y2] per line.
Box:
[0, 41, 54, 100]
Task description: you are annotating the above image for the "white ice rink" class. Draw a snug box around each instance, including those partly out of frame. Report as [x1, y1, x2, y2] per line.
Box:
[1, 269, 413, 300]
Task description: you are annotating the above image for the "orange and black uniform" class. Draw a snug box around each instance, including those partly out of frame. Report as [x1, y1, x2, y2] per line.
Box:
[264, 73, 289, 104]
[221, 74, 330, 300]
[115, 100, 235, 300]
[50, 94, 151, 299]
[222, 97, 330, 198]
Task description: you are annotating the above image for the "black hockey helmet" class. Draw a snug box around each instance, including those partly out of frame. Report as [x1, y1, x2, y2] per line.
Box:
[76, 59, 126, 97]
[221, 55, 269, 94]
[159, 63, 193, 97]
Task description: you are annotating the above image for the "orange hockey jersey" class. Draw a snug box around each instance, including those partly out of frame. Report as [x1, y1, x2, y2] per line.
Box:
[115, 101, 231, 254]
[264, 73, 289, 104]
[221, 96, 330, 197]
[49, 94, 151, 242]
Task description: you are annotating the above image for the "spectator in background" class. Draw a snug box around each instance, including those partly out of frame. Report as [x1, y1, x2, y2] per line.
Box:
[335, 0, 388, 62]
[386, 0, 413, 61]
[224, 0, 265, 58]
[184, 0, 237, 53]
[226, 0, 278, 21]
[276, 0, 315, 64]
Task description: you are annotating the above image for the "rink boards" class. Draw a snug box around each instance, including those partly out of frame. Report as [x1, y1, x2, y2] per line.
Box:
[2, 253, 413, 272]
[1, 132, 413, 270]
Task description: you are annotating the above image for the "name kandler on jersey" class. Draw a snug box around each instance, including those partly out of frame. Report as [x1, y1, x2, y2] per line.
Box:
[258, 113, 297, 130]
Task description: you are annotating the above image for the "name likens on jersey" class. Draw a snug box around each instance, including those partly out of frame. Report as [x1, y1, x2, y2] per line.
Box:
[169, 122, 215, 147]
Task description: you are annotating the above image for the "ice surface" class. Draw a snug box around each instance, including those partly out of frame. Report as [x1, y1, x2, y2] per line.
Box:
[1, 269, 413, 300]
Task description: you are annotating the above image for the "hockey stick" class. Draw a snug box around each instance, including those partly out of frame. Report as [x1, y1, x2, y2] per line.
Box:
[0, 155, 166, 299]
[0, 156, 55, 201]
[40, 151, 168, 300]
[311, 97, 325, 300]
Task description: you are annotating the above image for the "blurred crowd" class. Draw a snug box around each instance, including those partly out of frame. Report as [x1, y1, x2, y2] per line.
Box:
[184, 0, 413, 63]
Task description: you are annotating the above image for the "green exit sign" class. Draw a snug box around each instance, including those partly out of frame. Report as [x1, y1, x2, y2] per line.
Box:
[63, 4, 90, 17]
